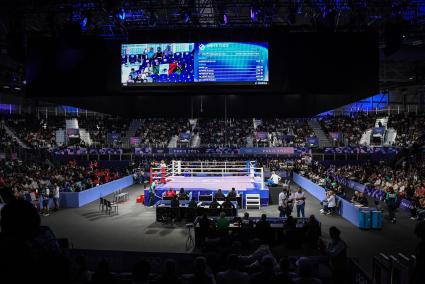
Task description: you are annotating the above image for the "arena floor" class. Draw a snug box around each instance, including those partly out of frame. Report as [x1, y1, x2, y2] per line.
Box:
[41, 181, 419, 274]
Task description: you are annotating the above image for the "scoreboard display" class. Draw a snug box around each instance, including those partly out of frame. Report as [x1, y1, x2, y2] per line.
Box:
[121, 42, 268, 86]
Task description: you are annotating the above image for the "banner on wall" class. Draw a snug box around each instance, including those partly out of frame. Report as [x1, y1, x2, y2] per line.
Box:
[399, 199, 414, 210]
[52, 147, 122, 155]
[98, 148, 123, 155]
[51, 146, 404, 156]
[130, 137, 141, 146]
[306, 136, 319, 146]
[107, 133, 121, 143]
[239, 147, 295, 155]
[329, 132, 342, 141]
[323, 147, 400, 154]
[179, 133, 191, 141]
[255, 132, 268, 141]
[372, 127, 385, 135]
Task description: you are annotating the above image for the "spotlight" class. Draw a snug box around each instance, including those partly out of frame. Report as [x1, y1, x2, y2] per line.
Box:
[250, 0, 260, 22]
[222, 13, 228, 25]
[181, 8, 191, 23]
[80, 16, 88, 30]
[216, 2, 228, 25]
[218, 10, 228, 25]
[116, 8, 126, 22]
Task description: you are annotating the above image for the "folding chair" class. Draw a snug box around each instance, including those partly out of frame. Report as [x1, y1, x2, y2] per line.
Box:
[99, 198, 105, 212]
[105, 200, 119, 215]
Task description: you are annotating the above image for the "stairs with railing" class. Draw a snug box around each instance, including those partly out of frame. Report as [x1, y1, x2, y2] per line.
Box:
[124, 119, 142, 148]
[2, 123, 29, 149]
[307, 119, 332, 147]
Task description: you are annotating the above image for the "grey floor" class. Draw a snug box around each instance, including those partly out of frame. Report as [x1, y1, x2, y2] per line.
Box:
[41, 181, 420, 273]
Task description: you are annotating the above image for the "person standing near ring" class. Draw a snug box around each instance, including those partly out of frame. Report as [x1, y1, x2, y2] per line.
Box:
[294, 187, 306, 218]
[385, 187, 398, 223]
[278, 188, 290, 218]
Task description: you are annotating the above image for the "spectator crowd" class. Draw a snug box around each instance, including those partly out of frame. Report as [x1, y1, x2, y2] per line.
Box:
[319, 113, 375, 146]
[0, 159, 121, 215]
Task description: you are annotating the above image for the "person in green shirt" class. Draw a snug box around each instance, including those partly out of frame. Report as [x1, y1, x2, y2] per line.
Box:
[385, 187, 398, 223]
[216, 212, 230, 230]
[148, 181, 156, 206]
[188, 197, 197, 208]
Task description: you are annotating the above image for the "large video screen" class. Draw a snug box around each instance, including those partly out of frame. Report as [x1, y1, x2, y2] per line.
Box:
[121, 42, 269, 86]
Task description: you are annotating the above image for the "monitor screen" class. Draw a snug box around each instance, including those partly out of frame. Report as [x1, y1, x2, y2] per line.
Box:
[121, 42, 269, 86]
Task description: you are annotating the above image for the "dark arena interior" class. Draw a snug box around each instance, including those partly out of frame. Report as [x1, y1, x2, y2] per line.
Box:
[2, 1, 425, 284]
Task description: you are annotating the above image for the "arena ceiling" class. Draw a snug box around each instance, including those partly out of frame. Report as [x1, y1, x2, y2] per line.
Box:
[1, 1, 425, 38]
[1, 1, 425, 114]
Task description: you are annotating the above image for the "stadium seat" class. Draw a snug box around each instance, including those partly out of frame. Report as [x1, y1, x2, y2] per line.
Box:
[105, 200, 118, 215]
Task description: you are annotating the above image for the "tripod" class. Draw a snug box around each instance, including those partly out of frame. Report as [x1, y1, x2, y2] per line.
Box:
[185, 223, 195, 251]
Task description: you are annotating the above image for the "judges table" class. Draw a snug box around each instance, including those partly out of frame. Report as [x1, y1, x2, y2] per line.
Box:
[145, 189, 248, 207]
[193, 216, 312, 248]
[293, 173, 374, 228]
[155, 200, 238, 222]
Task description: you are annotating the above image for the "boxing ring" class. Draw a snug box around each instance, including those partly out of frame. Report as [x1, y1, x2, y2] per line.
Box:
[143, 160, 269, 206]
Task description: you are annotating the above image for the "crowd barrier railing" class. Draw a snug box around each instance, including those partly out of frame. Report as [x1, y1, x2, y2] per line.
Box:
[60, 175, 134, 208]
[293, 173, 372, 228]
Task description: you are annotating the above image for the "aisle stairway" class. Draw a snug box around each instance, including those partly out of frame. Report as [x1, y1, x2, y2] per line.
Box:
[167, 135, 178, 148]
[124, 119, 142, 148]
[2, 123, 29, 149]
[190, 134, 200, 148]
[79, 129, 92, 146]
[360, 129, 372, 146]
[246, 136, 254, 147]
[308, 119, 332, 147]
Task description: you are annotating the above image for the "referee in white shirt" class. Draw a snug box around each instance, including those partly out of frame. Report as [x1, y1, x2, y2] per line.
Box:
[266, 171, 281, 187]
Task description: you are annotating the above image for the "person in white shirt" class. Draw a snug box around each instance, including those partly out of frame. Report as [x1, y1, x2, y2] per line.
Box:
[41, 187, 50, 216]
[266, 171, 281, 187]
[53, 184, 60, 211]
[294, 187, 306, 218]
[278, 188, 290, 218]
[320, 190, 336, 215]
